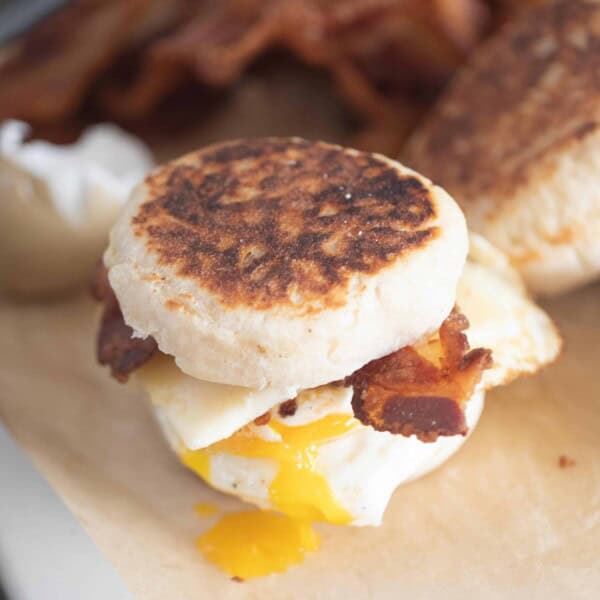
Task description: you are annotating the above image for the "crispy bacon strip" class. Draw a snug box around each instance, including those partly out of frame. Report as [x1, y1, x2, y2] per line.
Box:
[92, 265, 157, 382]
[0, 0, 183, 123]
[346, 309, 492, 442]
[0, 1, 137, 122]
[103, 0, 488, 154]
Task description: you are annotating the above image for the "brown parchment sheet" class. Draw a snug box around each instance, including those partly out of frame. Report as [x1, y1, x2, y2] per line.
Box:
[0, 281, 599, 599]
[1, 71, 599, 598]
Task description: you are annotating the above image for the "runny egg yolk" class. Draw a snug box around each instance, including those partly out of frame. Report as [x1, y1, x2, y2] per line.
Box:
[197, 511, 319, 580]
[182, 413, 356, 524]
[182, 412, 357, 578]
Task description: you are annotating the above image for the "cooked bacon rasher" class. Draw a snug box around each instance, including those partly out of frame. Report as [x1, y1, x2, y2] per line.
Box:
[92, 264, 157, 383]
[347, 310, 492, 442]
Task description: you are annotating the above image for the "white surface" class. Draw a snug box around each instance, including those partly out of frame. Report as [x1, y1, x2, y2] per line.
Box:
[0, 120, 154, 295]
[0, 120, 153, 225]
[0, 424, 132, 600]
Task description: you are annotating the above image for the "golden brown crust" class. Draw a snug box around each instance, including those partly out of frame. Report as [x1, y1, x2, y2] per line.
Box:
[133, 138, 439, 310]
[347, 309, 492, 442]
[404, 0, 600, 210]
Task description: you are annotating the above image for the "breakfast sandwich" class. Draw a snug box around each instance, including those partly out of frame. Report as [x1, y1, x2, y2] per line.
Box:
[404, 0, 600, 296]
[94, 138, 560, 577]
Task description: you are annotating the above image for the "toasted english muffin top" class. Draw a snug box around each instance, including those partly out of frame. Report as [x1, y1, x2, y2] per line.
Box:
[132, 138, 439, 312]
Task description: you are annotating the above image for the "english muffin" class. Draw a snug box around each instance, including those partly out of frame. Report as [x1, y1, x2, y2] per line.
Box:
[404, 0, 600, 296]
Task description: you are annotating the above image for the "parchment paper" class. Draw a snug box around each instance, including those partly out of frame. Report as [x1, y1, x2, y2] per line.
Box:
[0, 280, 598, 599]
[1, 69, 600, 599]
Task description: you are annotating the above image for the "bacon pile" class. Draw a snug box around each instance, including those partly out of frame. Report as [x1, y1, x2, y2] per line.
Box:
[0, 0, 171, 124]
[0, 0, 516, 153]
[94, 266, 491, 440]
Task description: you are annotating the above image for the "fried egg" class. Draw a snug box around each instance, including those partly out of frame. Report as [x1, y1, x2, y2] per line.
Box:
[158, 384, 484, 527]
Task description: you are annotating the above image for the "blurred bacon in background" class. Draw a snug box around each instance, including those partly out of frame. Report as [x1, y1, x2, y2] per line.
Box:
[0, 0, 544, 156]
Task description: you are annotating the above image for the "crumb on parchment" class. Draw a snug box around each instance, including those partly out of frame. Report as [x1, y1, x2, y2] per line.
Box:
[558, 455, 576, 469]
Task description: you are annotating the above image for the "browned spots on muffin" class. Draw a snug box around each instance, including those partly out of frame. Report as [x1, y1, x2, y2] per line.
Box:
[511, 248, 542, 266]
[133, 138, 438, 311]
[544, 226, 575, 245]
[141, 273, 163, 283]
[164, 299, 183, 311]
[164, 297, 196, 316]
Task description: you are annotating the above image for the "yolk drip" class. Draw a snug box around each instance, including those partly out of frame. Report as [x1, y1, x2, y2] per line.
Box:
[183, 413, 356, 525]
[183, 413, 357, 578]
[197, 511, 319, 579]
[182, 449, 210, 481]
